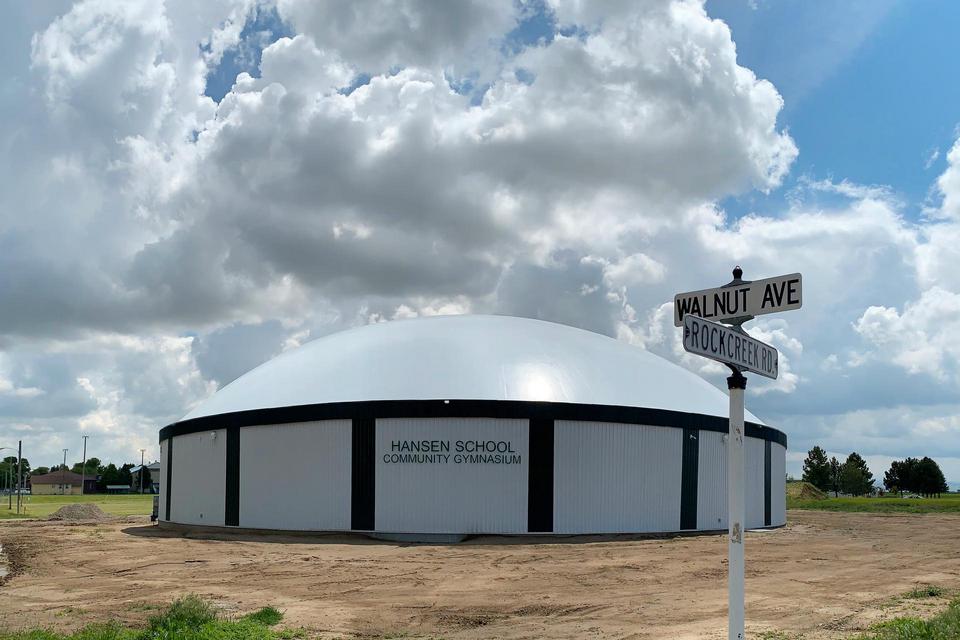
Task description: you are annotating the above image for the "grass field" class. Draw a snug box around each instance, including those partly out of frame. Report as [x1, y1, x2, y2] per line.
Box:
[0, 494, 153, 520]
[786, 481, 960, 514]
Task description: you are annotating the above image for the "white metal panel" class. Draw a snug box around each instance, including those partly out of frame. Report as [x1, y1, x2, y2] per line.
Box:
[159, 440, 167, 521]
[745, 437, 765, 529]
[170, 430, 225, 526]
[184, 315, 762, 425]
[771, 443, 787, 526]
[697, 430, 727, 531]
[239, 421, 351, 530]
[554, 421, 682, 534]
[376, 418, 527, 534]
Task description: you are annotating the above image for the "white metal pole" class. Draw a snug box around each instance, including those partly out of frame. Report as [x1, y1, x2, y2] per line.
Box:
[16, 440, 22, 514]
[81, 435, 88, 496]
[728, 370, 747, 640]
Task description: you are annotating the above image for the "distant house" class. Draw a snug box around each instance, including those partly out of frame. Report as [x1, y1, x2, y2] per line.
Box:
[29, 470, 97, 495]
[131, 462, 161, 494]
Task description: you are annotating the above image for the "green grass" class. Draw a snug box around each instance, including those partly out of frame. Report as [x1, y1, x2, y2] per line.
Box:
[0, 494, 153, 520]
[787, 493, 960, 514]
[0, 596, 293, 640]
[855, 598, 960, 639]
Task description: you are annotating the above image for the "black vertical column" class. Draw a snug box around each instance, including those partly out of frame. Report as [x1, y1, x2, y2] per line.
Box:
[680, 428, 699, 530]
[764, 439, 772, 527]
[225, 426, 240, 527]
[164, 437, 173, 521]
[351, 417, 376, 530]
[527, 418, 554, 532]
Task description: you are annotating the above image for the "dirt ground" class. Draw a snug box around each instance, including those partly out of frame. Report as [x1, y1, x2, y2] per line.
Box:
[1, 512, 959, 639]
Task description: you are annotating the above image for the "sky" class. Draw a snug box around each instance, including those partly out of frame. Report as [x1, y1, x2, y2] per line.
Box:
[1, 0, 959, 486]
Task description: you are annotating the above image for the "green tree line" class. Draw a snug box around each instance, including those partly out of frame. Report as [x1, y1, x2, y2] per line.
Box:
[23, 457, 152, 492]
[802, 446, 949, 497]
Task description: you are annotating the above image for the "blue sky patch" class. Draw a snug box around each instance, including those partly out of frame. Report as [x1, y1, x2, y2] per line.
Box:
[204, 5, 294, 103]
[709, 0, 960, 220]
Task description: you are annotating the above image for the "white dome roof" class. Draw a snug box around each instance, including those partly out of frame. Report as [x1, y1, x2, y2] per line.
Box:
[183, 315, 761, 423]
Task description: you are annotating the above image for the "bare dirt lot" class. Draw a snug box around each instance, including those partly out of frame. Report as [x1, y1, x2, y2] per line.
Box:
[1, 511, 959, 639]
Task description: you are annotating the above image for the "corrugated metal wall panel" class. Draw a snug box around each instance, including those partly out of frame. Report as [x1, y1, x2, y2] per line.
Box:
[554, 421, 682, 534]
[771, 442, 787, 526]
[698, 432, 779, 531]
[170, 430, 225, 526]
[746, 437, 765, 529]
[697, 430, 727, 531]
[240, 421, 352, 530]
[376, 418, 528, 534]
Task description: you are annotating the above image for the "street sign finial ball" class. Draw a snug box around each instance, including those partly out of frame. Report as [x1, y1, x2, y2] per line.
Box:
[733, 265, 743, 280]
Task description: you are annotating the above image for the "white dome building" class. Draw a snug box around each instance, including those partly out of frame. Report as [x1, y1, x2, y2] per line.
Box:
[158, 315, 786, 538]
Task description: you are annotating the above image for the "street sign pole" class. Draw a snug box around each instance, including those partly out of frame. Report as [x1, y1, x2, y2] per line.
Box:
[727, 369, 746, 640]
[677, 265, 801, 640]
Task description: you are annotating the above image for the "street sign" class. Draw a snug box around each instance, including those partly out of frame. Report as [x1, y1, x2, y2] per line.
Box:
[682, 315, 779, 379]
[673, 266, 801, 640]
[673, 272, 802, 327]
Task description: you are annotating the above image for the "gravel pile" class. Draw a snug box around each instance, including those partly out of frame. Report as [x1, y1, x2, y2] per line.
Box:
[47, 503, 112, 521]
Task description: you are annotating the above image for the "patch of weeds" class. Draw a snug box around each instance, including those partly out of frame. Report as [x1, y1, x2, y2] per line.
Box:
[906, 584, 944, 599]
[856, 598, 960, 639]
[0, 595, 295, 640]
[756, 632, 795, 640]
[243, 607, 283, 626]
[146, 594, 217, 632]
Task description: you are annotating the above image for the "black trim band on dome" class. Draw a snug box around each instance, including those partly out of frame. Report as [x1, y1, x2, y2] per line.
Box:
[351, 418, 376, 531]
[159, 399, 787, 448]
[764, 440, 772, 527]
[225, 426, 240, 527]
[164, 437, 172, 521]
[680, 428, 699, 530]
[527, 418, 554, 532]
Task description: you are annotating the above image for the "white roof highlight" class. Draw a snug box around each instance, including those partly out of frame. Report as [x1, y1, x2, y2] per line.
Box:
[183, 315, 761, 423]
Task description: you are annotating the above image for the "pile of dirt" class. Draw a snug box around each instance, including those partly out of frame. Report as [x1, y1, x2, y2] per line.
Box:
[46, 503, 112, 522]
[788, 481, 828, 500]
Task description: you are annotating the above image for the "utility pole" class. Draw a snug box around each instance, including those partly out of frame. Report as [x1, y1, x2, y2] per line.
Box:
[80, 435, 89, 496]
[140, 449, 146, 494]
[62, 448, 68, 496]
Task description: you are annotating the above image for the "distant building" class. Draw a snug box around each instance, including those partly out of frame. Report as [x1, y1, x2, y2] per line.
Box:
[29, 469, 96, 495]
[131, 462, 161, 494]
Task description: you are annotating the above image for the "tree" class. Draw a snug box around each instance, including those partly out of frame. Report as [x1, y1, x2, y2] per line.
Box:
[32, 466, 50, 476]
[139, 467, 153, 493]
[97, 463, 121, 491]
[916, 457, 948, 497]
[119, 463, 134, 488]
[829, 456, 842, 497]
[839, 452, 875, 496]
[900, 457, 920, 494]
[802, 446, 832, 492]
[884, 461, 905, 497]
[71, 457, 101, 475]
[2, 456, 30, 476]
